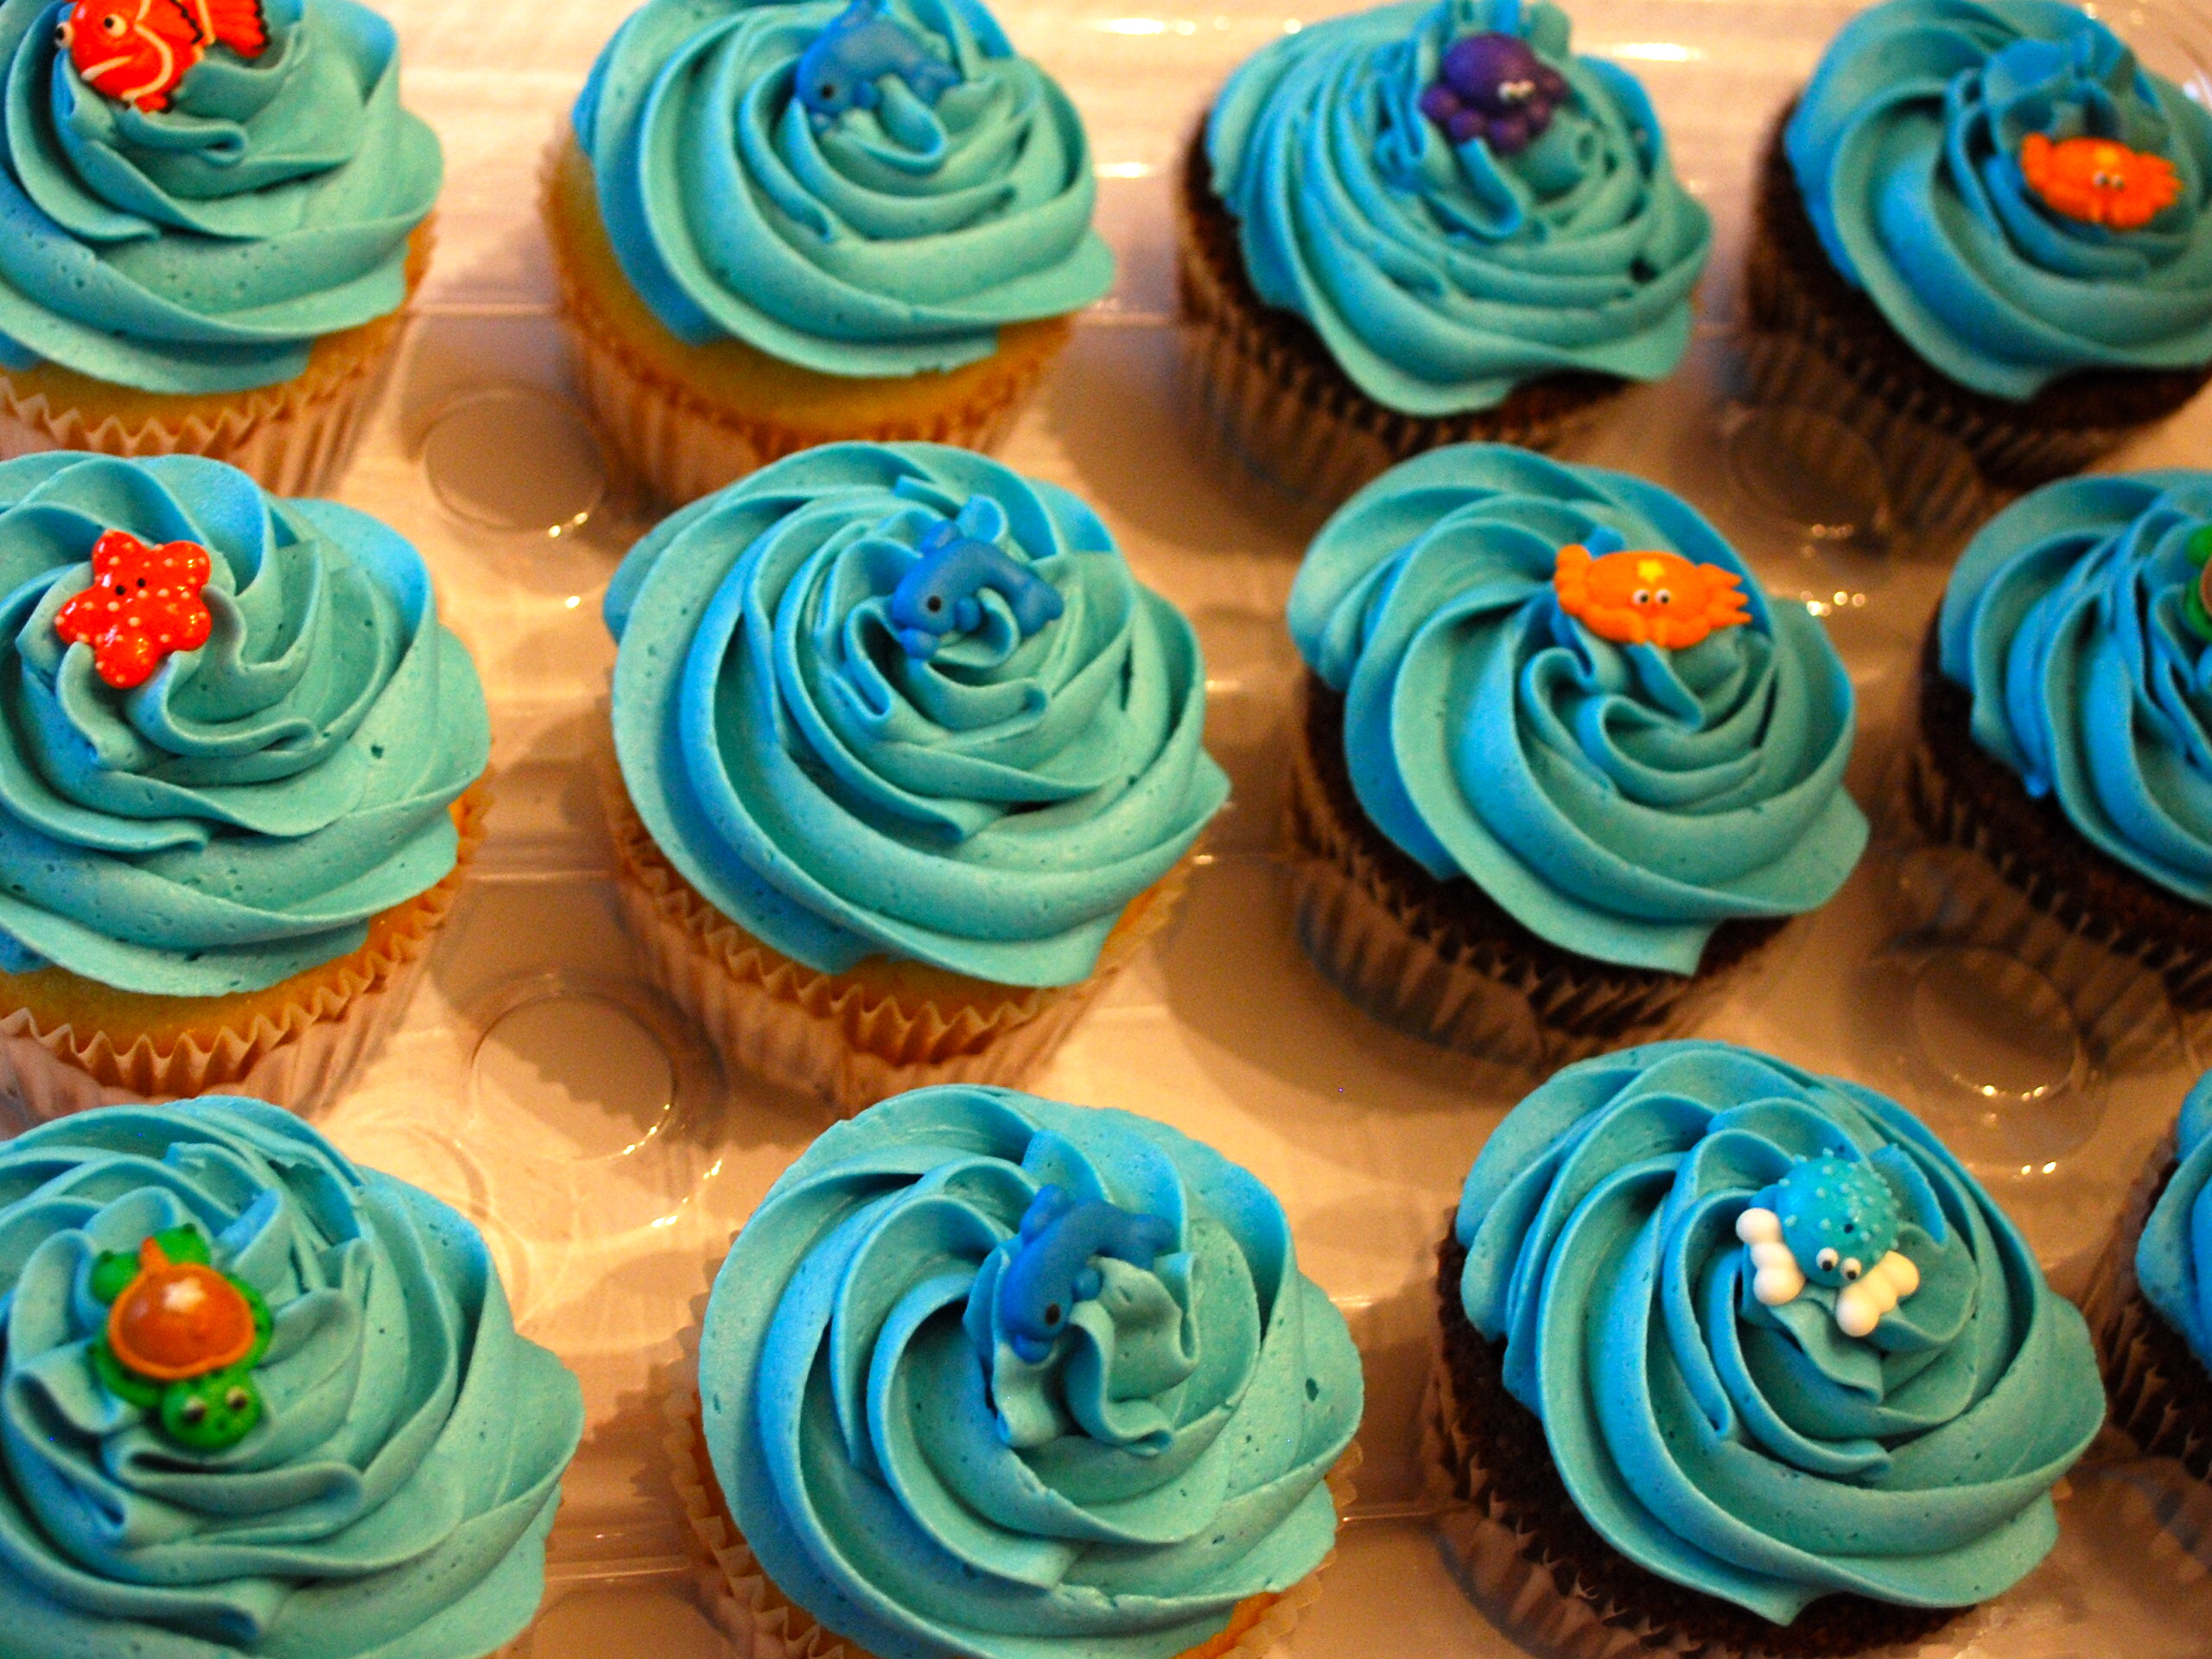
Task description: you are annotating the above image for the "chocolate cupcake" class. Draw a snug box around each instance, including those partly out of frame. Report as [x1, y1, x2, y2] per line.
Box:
[2087, 1068, 2212, 1479]
[1905, 470, 2212, 1020]
[1284, 444, 1867, 1066]
[1747, 0, 2212, 490]
[1179, 0, 1710, 506]
[1433, 1040, 2106, 1659]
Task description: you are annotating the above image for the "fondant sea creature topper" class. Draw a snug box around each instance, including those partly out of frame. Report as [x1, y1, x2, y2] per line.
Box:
[795, 0, 959, 128]
[54, 529, 213, 690]
[57, 0, 268, 113]
[89, 1225, 272, 1451]
[2183, 523, 2212, 642]
[887, 496, 1064, 659]
[1417, 31, 1567, 156]
[996, 1185, 1175, 1363]
[2019, 131, 2181, 231]
[1734, 1155, 1921, 1339]
[1553, 541, 1750, 649]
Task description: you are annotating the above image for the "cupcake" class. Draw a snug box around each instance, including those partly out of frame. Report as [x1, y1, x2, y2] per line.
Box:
[2091, 1068, 2212, 1480]
[1748, 0, 2212, 491]
[605, 441, 1226, 1114]
[1433, 1039, 2105, 1659]
[1907, 470, 2212, 1020]
[1179, 0, 1712, 507]
[1284, 443, 1866, 1066]
[0, 1096, 582, 1658]
[550, 0, 1112, 506]
[0, 452, 492, 1119]
[0, 0, 440, 495]
[671, 1083, 1363, 1659]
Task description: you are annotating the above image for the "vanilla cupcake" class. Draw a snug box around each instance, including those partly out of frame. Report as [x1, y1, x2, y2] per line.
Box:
[604, 442, 1225, 1113]
[675, 1084, 1363, 1659]
[0, 0, 440, 494]
[0, 452, 491, 1118]
[550, 0, 1111, 505]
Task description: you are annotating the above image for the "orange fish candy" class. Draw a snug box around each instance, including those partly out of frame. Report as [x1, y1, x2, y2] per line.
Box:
[1553, 543, 1751, 650]
[59, 0, 268, 114]
[2019, 132, 2182, 232]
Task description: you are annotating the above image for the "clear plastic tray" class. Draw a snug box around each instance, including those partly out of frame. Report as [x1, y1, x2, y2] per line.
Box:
[92, 0, 2212, 1651]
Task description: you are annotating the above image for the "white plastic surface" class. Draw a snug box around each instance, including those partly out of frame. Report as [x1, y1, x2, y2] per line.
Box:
[170, 0, 2212, 1651]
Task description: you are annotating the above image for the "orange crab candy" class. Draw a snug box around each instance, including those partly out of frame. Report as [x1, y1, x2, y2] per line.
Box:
[106, 1238, 259, 1382]
[2019, 132, 2181, 231]
[1553, 543, 1751, 650]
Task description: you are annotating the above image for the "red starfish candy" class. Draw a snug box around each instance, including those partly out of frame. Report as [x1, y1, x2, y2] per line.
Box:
[54, 530, 214, 690]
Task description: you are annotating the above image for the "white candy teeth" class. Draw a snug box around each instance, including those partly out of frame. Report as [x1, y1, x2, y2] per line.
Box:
[1737, 1208, 1807, 1306]
[1834, 1250, 1919, 1338]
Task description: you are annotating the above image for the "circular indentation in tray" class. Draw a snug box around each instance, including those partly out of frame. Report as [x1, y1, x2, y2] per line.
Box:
[1723, 404, 1890, 549]
[476, 992, 677, 1160]
[423, 387, 607, 536]
[1909, 947, 2082, 1107]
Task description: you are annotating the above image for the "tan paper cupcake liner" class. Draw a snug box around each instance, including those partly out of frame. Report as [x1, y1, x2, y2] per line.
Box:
[603, 779, 1193, 1115]
[542, 149, 1056, 508]
[664, 1389, 1357, 1659]
[0, 786, 486, 1120]
[1281, 720, 1757, 1070]
[1172, 192, 1608, 512]
[1420, 1357, 1981, 1659]
[0, 225, 430, 499]
[1896, 734, 2205, 1056]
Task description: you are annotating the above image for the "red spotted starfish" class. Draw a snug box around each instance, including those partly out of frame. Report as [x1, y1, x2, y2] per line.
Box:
[54, 530, 213, 690]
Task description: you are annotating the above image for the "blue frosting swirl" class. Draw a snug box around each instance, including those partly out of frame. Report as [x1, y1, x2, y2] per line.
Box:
[0, 1096, 582, 1658]
[571, 0, 1112, 378]
[0, 0, 442, 396]
[1938, 469, 2212, 906]
[1205, 0, 1711, 416]
[1287, 444, 1867, 974]
[2139, 1069, 2212, 1367]
[698, 1084, 1362, 1659]
[1457, 1040, 2104, 1621]
[1785, 0, 2212, 401]
[605, 442, 1226, 988]
[0, 451, 490, 997]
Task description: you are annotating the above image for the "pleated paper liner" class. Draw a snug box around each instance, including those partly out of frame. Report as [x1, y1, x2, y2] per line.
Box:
[1173, 127, 1616, 514]
[0, 785, 488, 1121]
[1896, 720, 2203, 1070]
[602, 776, 1196, 1116]
[540, 137, 1071, 509]
[1280, 686, 1770, 1071]
[0, 224, 432, 499]
[664, 1388, 1359, 1659]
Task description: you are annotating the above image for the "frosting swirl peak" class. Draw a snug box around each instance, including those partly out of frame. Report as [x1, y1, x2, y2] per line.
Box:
[2139, 1067, 2212, 1367]
[1457, 1040, 2104, 1621]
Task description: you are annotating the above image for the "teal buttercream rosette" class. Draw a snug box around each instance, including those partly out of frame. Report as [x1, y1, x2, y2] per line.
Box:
[0, 0, 441, 394]
[2135, 1069, 2212, 1368]
[0, 1096, 582, 1658]
[1786, 0, 2212, 400]
[1939, 469, 2212, 906]
[1205, 0, 1712, 416]
[697, 1085, 1363, 1659]
[1455, 1041, 2105, 1623]
[571, 0, 1112, 378]
[0, 451, 490, 997]
[1287, 444, 1868, 974]
[604, 442, 1227, 987]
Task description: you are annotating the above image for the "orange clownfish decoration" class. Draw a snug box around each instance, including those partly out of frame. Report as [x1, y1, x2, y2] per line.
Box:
[56, 0, 268, 114]
[1554, 543, 1750, 649]
[2019, 132, 2181, 232]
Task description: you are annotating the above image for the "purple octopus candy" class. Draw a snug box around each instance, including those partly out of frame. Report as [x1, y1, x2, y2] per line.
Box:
[1418, 31, 1569, 156]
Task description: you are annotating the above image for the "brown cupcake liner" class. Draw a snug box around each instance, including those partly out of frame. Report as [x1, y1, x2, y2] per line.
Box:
[664, 1388, 1359, 1659]
[542, 144, 1063, 508]
[1173, 124, 1620, 512]
[1281, 688, 1765, 1069]
[0, 785, 487, 1120]
[1744, 105, 2209, 492]
[0, 226, 430, 499]
[603, 774, 1195, 1116]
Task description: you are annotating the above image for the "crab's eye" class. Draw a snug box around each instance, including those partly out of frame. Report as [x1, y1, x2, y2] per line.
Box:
[1044, 1303, 1061, 1325]
[1655, 588, 1673, 606]
[1631, 588, 1651, 606]
[1816, 1248, 1840, 1273]
[1842, 1259, 1864, 1282]
[54, 21, 71, 47]
[100, 12, 124, 34]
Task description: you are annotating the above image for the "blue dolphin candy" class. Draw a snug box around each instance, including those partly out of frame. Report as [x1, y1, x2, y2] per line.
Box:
[887, 496, 1065, 658]
[997, 1185, 1176, 1363]
[795, 0, 961, 127]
